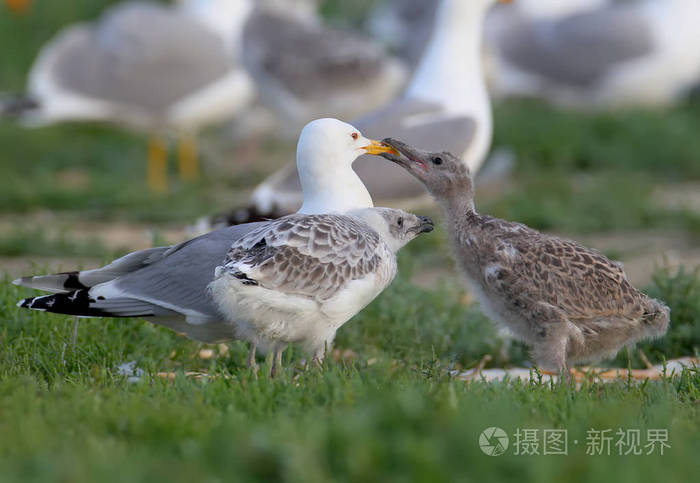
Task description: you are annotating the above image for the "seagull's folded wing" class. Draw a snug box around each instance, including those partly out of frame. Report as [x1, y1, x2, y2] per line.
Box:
[219, 214, 383, 301]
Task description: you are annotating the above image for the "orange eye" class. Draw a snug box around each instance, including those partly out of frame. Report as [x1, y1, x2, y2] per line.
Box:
[351, 132, 359, 140]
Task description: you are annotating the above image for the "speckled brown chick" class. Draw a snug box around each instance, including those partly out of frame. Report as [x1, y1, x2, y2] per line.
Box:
[380, 138, 670, 376]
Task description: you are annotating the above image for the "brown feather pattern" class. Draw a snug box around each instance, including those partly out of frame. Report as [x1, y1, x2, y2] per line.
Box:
[379, 137, 670, 373]
[454, 211, 669, 368]
[220, 214, 383, 301]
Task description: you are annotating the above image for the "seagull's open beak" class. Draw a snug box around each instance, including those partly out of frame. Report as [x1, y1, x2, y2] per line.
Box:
[363, 139, 399, 156]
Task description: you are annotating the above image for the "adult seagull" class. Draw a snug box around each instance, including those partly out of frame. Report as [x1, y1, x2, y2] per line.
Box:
[2, 0, 256, 193]
[13, 119, 398, 373]
[206, 0, 511, 228]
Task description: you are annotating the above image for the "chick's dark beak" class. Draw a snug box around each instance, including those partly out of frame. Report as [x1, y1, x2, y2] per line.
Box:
[418, 215, 434, 233]
[380, 138, 429, 172]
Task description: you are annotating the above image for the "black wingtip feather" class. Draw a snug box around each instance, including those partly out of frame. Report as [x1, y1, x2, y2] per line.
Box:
[17, 290, 101, 316]
[17, 297, 35, 309]
[16, 290, 152, 318]
[58, 271, 89, 290]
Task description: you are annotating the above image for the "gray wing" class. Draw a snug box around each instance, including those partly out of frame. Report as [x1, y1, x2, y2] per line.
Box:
[499, 5, 654, 87]
[109, 222, 264, 317]
[13, 246, 173, 293]
[271, 97, 477, 204]
[219, 214, 382, 301]
[15, 222, 264, 343]
[242, 11, 389, 102]
[46, 2, 232, 113]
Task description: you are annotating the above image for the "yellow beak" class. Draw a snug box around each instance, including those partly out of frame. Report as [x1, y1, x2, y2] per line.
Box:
[363, 139, 399, 155]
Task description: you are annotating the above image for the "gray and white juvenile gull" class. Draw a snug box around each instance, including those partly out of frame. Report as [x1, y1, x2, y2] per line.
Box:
[206, 0, 512, 228]
[13, 118, 402, 375]
[380, 138, 670, 379]
[209, 208, 433, 376]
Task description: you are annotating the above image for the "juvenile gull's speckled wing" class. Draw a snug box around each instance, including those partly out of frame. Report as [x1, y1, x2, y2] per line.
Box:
[475, 216, 648, 322]
[219, 214, 383, 301]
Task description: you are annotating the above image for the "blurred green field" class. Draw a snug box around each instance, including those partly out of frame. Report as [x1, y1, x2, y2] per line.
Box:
[1, 1, 700, 482]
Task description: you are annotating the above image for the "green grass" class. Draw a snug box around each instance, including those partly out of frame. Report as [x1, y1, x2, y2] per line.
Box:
[0, 226, 114, 257]
[2, 271, 700, 483]
[1, 366, 698, 483]
[635, 267, 700, 361]
[485, 101, 700, 233]
[0, 120, 273, 223]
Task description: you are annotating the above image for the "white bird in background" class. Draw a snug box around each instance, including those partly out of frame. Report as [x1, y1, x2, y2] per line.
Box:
[206, 0, 510, 229]
[14, 118, 408, 376]
[487, 0, 700, 108]
[239, 0, 407, 134]
[3, 0, 256, 193]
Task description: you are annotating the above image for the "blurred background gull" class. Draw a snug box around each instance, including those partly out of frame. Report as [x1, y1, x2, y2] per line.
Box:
[2, 0, 256, 193]
[236, 0, 407, 138]
[369, 0, 700, 109]
[486, 0, 700, 108]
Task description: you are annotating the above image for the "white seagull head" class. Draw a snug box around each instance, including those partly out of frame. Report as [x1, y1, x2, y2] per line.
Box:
[296, 118, 396, 215]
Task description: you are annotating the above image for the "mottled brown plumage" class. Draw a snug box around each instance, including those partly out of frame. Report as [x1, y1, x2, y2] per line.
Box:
[381, 138, 670, 375]
[219, 213, 383, 301]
